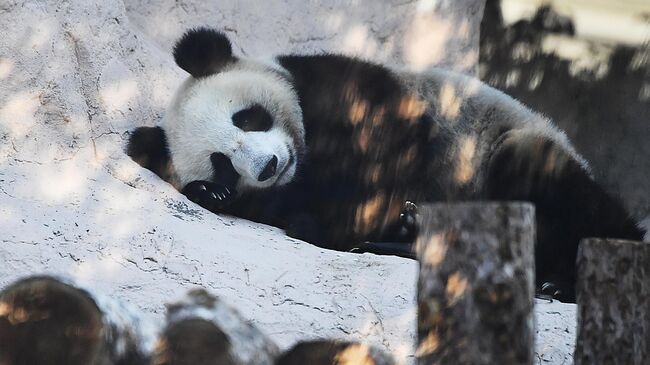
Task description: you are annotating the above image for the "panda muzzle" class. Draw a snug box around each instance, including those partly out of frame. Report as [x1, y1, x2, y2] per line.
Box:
[258, 155, 278, 182]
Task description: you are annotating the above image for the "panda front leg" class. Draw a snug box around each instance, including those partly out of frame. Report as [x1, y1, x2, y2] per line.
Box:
[181, 152, 241, 213]
[349, 201, 418, 259]
[485, 133, 645, 302]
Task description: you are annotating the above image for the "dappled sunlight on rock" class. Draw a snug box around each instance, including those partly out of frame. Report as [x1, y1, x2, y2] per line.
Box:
[25, 20, 56, 52]
[74, 254, 126, 282]
[109, 218, 139, 238]
[0, 91, 40, 138]
[33, 161, 88, 203]
[106, 157, 156, 186]
[403, 13, 449, 70]
[0, 57, 14, 80]
[96, 186, 151, 214]
[0, 205, 14, 223]
[324, 11, 345, 32]
[415, 0, 439, 13]
[99, 60, 141, 116]
[342, 25, 380, 59]
[144, 68, 183, 112]
[65, 112, 95, 138]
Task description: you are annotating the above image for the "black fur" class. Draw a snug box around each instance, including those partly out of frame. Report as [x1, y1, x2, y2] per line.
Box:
[210, 152, 240, 187]
[180, 153, 240, 212]
[272, 55, 432, 248]
[232, 105, 274, 132]
[181, 181, 237, 212]
[126, 126, 173, 182]
[173, 28, 234, 78]
[485, 133, 644, 301]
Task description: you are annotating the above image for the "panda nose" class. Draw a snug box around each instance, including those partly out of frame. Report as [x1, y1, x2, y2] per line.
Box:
[258, 155, 278, 181]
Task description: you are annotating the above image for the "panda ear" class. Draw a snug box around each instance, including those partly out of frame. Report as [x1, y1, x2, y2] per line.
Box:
[126, 126, 173, 181]
[173, 27, 235, 78]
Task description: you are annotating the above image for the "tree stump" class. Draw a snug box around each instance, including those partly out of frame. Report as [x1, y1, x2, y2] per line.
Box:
[574, 238, 650, 365]
[415, 202, 535, 365]
[0, 276, 155, 365]
[275, 340, 395, 365]
[155, 288, 279, 365]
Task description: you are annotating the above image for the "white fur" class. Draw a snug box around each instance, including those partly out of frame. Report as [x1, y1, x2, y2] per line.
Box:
[161, 62, 303, 189]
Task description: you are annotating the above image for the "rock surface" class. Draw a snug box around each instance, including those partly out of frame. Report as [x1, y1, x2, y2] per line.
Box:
[0, 1, 575, 364]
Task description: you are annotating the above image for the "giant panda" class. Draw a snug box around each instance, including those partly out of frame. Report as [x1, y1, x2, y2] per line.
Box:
[127, 27, 645, 302]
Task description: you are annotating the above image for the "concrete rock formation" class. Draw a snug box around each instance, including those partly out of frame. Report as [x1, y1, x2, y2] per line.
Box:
[0, 1, 576, 363]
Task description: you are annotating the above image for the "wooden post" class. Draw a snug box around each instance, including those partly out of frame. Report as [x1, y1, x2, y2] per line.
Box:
[574, 238, 650, 365]
[415, 202, 535, 365]
[276, 340, 395, 365]
[155, 288, 279, 365]
[0, 276, 154, 365]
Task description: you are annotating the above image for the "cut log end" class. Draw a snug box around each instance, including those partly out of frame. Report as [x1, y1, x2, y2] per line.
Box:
[163, 288, 279, 365]
[0, 276, 104, 365]
[153, 318, 234, 365]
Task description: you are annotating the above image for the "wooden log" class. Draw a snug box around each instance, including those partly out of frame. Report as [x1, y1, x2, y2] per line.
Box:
[574, 238, 650, 365]
[415, 202, 535, 365]
[0, 276, 155, 365]
[275, 340, 395, 365]
[154, 288, 279, 365]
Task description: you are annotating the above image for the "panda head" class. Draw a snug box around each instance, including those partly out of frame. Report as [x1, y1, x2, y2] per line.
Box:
[137, 28, 305, 192]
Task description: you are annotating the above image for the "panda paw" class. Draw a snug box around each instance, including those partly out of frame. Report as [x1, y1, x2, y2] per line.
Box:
[349, 241, 415, 259]
[399, 201, 418, 231]
[182, 180, 237, 212]
[393, 200, 418, 241]
[535, 280, 575, 303]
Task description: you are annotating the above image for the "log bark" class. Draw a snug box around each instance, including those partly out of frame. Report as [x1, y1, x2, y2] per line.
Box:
[415, 202, 535, 365]
[275, 340, 395, 365]
[0, 276, 154, 365]
[574, 238, 650, 365]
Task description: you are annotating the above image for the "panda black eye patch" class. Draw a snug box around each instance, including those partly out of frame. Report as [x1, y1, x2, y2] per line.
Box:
[232, 104, 273, 132]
